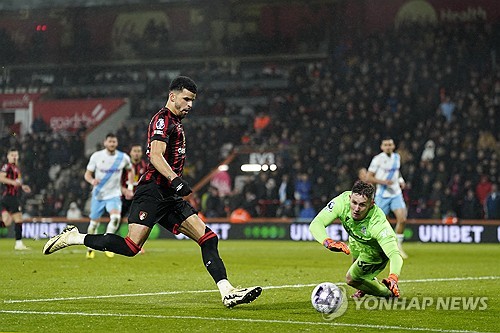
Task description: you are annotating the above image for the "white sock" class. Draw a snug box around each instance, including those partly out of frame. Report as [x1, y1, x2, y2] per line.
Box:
[106, 214, 121, 234]
[396, 233, 404, 245]
[87, 220, 100, 234]
[217, 279, 234, 297]
[68, 232, 86, 245]
[15, 239, 24, 246]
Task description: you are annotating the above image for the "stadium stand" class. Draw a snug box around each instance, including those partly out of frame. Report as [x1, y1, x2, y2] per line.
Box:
[0, 19, 498, 221]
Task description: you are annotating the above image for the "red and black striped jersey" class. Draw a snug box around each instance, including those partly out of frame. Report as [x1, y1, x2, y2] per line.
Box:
[121, 159, 148, 191]
[1, 163, 21, 196]
[140, 107, 187, 187]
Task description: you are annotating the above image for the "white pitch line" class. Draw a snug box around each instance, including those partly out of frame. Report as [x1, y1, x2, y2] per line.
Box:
[3, 276, 499, 304]
[0, 310, 493, 333]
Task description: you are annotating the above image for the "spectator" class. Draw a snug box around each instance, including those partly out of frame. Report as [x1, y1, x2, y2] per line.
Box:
[66, 201, 83, 219]
[484, 184, 500, 219]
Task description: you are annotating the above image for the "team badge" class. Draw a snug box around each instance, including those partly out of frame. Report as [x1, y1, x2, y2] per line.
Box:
[139, 211, 148, 220]
[361, 226, 367, 235]
[155, 118, 165, 130]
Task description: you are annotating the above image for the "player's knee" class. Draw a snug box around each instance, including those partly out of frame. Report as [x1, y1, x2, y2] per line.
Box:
[346, 273, 359, 287]
[197, 227, 218, 247]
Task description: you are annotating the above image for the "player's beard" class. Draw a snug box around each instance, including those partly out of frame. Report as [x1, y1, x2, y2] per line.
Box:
[174, 101, 188, 118]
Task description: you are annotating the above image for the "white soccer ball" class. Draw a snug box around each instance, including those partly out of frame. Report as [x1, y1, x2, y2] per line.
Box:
[311, 282, 344, 314]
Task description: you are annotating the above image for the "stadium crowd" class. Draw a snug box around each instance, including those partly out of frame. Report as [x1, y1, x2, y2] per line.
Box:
[1, 20, 499, 221]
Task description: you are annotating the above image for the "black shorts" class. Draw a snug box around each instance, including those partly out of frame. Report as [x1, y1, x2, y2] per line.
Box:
[121, 197, 133, 218]
[127, 181, 197, 234]
[1, 195, 21, 214]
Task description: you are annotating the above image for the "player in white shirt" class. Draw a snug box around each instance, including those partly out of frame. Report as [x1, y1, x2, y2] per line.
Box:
[84, 133, 134, 258]
[366, 137, 408, 258]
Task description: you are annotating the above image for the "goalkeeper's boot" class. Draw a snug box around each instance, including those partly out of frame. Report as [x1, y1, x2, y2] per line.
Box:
[43, 225, 78, 255]
[104, 251, 115, 258]
[86, 249, 95, 259]
[351, 290, 366, 299]
[223, 286, 262, 308]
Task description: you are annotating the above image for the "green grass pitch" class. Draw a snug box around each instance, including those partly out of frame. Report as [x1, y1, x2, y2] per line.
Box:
[0, 239, 498, 333]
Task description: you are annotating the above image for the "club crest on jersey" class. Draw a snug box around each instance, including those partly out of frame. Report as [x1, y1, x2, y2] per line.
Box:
[361, 226, 367, 235]
[155, 118, 165, 130]
[139, 211, 148, 220]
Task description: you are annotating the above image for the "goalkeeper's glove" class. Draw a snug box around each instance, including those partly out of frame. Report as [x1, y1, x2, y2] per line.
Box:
[170, 177, 192, 196]
[323, 238, 350, 255]
[382, 273, 400, 298]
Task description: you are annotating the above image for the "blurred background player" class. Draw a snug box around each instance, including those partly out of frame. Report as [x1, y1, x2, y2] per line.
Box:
[366, 137, 408, 258]
[120, 144, 147, 253]
[309, 180, 403, 298]
[121, 144, 147, 224]
[44, 76, 262, 308]
[0, 148, 32, 250]
[84, 133, 134, 258]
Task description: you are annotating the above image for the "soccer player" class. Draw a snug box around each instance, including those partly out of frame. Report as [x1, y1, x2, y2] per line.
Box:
[366, 137, 408, 258]
[44, 76, 262, 308]
[0, 148, 32, 250]
[120, 144, 147, 225]
[84, 133, 134, 259]
[309, 180, 403, 298]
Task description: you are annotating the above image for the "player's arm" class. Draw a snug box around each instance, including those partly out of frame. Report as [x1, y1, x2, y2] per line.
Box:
[85, 154, 99, 186]
[398, 175, 406, 189]
[125, 156, 135, 191]
[149, 140, 191, 196]
[309, 200, 350, 255]
[0, 171, 20, 187]
[366, 170, 392, 186]
[376, 226, 403, 296]
[84, 170, 99, 186]
[149, 140, 177, 180]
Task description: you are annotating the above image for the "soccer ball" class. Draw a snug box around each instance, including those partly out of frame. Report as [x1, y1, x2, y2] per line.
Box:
[311, 282, 343, 314]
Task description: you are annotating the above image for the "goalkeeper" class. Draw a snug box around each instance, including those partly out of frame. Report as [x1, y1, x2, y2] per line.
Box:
[309, 180, 403, 298]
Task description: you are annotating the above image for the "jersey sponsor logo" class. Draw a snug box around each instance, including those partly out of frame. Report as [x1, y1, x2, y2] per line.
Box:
[139, 211, 148, 220]
[154, 130, 163, 135]
[155, 118, 165, 130]
[177, 147, 186, 154]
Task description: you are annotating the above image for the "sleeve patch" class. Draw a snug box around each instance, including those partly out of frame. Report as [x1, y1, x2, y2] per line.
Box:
[325, 200, 335, 212]
[155, 118, 165, 130]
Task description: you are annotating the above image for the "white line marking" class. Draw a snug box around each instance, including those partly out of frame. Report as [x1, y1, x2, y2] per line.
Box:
[0, 310, 492, 333]
[4, 275, 498, 304]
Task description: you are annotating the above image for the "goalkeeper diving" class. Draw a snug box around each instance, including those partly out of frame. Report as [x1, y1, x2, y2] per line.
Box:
[309, 180, 403, 298]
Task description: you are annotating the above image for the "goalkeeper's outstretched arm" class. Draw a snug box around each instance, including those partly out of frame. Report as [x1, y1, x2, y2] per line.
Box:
[309, 209, 335, 245]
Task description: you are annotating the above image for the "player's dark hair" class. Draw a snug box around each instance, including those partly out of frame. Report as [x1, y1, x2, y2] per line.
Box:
[105, 133, 117, 139]
[352, 180, 375, 199]
[381, 136, 393, 142]
[169, 76, 197, 94]
[7, 148, 18, 153]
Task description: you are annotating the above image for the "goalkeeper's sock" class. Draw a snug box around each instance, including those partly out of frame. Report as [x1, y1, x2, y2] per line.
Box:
[356, 279, 392, 297]
[199, 227, 228, 284]
[84, 234, 140, 257]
